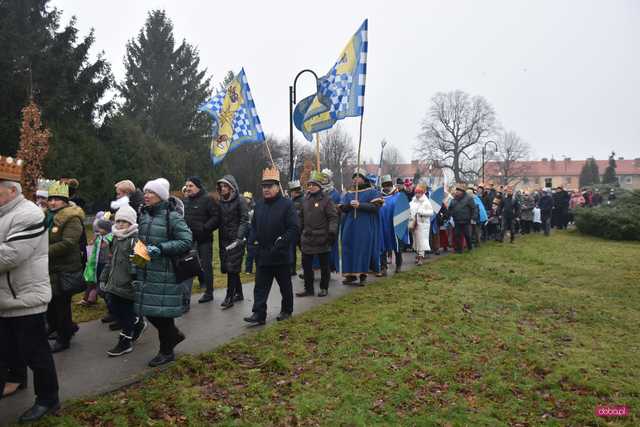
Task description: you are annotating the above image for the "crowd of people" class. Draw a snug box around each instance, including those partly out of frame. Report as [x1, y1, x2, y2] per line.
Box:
[0, 156, 611, 423]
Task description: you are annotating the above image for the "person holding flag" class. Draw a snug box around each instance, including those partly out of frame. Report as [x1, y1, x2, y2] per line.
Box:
[377, 175, 408, 275]
[340, 169, 383, 286]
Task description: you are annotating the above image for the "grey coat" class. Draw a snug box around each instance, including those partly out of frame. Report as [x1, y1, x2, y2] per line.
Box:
[0, 195, 51, 318]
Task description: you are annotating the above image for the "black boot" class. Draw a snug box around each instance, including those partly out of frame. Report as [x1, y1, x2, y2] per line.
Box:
[243, 313, 266, 325]
[18, 401, 60, 423]
[220, 295, 234, 309]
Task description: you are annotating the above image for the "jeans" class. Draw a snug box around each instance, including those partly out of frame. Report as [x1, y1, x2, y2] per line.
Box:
[46, 292, 73, 344]
[252, 264, 293, 319]
[0, 313, 59, 406]
[501, 217, 516, 242]
[146, 316, 179, 355]
[108, 293, 137, 338]
[197, 241, 214, 296]
[302, 252, 330, 292]
[453, 223, 472, 253]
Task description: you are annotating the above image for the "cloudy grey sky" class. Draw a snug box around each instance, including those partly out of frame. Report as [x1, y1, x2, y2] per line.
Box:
[53, 0, 639, 163]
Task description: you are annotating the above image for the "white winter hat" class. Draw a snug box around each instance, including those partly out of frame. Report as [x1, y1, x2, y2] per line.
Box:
[144, 178, 170, 201]
[115, 205, 137, 225]
[36, 190, 48, 198]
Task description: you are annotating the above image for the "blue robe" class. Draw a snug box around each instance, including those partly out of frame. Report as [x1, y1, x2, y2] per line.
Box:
[340, 187, 382, 275]
[312, 188, 342, 272]
[378, 191, 409, 253]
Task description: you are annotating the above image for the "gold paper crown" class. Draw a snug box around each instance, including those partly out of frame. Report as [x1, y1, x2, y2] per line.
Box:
[48, 180, 69, 199]
[262, 167, 280, 183]
[0, 156, 24, 182]
[243, 191, 253, 199]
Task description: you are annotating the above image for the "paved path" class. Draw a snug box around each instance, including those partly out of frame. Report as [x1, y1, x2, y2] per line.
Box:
[0, 252, 440, 424]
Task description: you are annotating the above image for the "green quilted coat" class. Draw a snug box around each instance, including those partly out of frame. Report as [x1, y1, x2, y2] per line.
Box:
[134, 201, 192, 318]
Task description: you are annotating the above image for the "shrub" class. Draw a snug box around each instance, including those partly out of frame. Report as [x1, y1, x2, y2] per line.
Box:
[575, 190, 640, 240]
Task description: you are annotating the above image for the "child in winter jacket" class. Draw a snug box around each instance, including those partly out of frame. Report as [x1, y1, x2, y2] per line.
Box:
[79, 214, 113, 305]
[532, 206, 542, 233]
[99, 205, 147, 357]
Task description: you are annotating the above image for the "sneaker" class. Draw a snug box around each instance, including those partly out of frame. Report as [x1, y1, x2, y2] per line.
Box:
[107, 336, 133, 357]
[198, 294, 213, 304]
[132, 318, 147, 342]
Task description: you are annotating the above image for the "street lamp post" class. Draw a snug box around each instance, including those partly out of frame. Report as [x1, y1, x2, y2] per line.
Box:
[481, 140, 499, 185]
[377, 139, 387, 188]
[289, 69, 319, 180]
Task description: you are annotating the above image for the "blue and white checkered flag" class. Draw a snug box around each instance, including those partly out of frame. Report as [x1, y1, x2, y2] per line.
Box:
[294, 19, 368, 141]
[199, 69, 265, 166]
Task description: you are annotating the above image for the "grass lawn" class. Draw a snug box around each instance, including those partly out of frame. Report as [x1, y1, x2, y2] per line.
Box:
[40, 231, 639, 426]
[72, 233, 262, 323]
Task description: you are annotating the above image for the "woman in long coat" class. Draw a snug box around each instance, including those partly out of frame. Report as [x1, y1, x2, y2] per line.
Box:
[409, 184, 434, 266]
[135, 178, 192, 367]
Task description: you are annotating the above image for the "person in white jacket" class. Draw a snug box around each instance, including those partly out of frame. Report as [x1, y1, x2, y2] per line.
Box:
[0, 176, 60, 423]
[409, 183, 434, 266]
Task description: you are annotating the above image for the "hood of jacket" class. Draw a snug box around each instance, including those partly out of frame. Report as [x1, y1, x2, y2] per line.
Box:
[218, 175, 239, 203]
[53, 203, 85, 227]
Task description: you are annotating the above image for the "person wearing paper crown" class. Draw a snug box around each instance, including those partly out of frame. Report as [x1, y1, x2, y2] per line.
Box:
[409, 183, 434, 266]
[44, 180, 86, 354]
[0, 157, 62, 423]
[340, 168, 383, 286]
[244, 167, 299, 325]
[296, 171, 339, 298]
[377, 175, 408, 275]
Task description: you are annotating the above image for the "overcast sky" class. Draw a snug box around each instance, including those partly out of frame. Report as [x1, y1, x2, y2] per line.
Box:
[53, 0, 639, 163]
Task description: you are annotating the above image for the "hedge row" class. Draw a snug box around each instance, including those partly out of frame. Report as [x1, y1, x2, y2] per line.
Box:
[574, 190, 640, 241]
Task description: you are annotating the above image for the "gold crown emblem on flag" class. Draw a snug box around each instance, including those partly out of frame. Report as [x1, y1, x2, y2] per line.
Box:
[47, 180, 70, 199]
[0, 156, 24, 182]
[261, 167, 280, 183]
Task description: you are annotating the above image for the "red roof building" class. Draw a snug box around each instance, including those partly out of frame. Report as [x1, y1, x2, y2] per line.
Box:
[484, 157, 640, 190]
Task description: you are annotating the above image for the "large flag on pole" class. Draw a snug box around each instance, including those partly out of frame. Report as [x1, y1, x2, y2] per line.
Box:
[294, 19, 368, 141]
[199, 68, 265, 165]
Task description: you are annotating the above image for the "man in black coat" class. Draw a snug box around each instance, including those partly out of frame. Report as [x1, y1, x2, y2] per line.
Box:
[538, 188, 554, 236]
[448, 185, 477, 253]
[244, 168, 299, 325]
[183, 176, 220, 304]
[288, 180, 304, 277]
[498, 186, 521, 243]
[552, 186, 570, 229]
[216, 175, 250, 308]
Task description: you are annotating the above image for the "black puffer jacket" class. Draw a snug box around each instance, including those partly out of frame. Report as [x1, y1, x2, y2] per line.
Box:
[217, 175, 250, 273]
[448, 193, 477, 224]
[183, 188, 220, 243]
[249, 192, 299, 267]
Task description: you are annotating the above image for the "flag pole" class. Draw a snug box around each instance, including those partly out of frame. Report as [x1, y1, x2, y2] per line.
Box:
[354, 113, 365, 218]
[315, 133, 321, 171]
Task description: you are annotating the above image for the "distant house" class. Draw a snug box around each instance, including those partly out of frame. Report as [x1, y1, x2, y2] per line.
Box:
[484, 157, 640, 190]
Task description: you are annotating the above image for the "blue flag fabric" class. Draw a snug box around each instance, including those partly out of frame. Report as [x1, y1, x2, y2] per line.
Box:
[294, 19, 368, 141]
[199, 69, 265, 165]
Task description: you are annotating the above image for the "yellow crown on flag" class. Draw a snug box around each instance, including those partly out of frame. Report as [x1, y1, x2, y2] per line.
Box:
[48, 180, 69, 199]
[261, 167, 280, 183]
[0, 156, 24, 182]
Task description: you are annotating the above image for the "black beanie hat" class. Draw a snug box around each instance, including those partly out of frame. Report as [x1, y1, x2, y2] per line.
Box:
[187, 176, 204, 190]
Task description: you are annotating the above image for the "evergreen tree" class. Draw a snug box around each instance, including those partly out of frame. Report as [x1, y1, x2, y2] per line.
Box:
[0, 0, 114, 207]
[602, 151, 618, 185]
[120, 10, 211, 144]
[579, 158, 600, 187]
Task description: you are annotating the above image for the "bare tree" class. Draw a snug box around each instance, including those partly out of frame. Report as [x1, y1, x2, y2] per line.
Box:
[320, 124, 355, 192]
[382, 145, 404, 178]
[493, 131, 531, 185]
[415, 90, 497, 183]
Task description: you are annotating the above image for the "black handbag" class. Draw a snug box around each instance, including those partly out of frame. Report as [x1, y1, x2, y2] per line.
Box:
[164, 208, 203, 282]
[173, 249, 202, 283]
[59, 271, 87, 295]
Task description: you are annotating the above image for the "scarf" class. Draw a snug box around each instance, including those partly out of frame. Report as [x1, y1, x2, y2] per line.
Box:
[112, 223, 139, 240]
